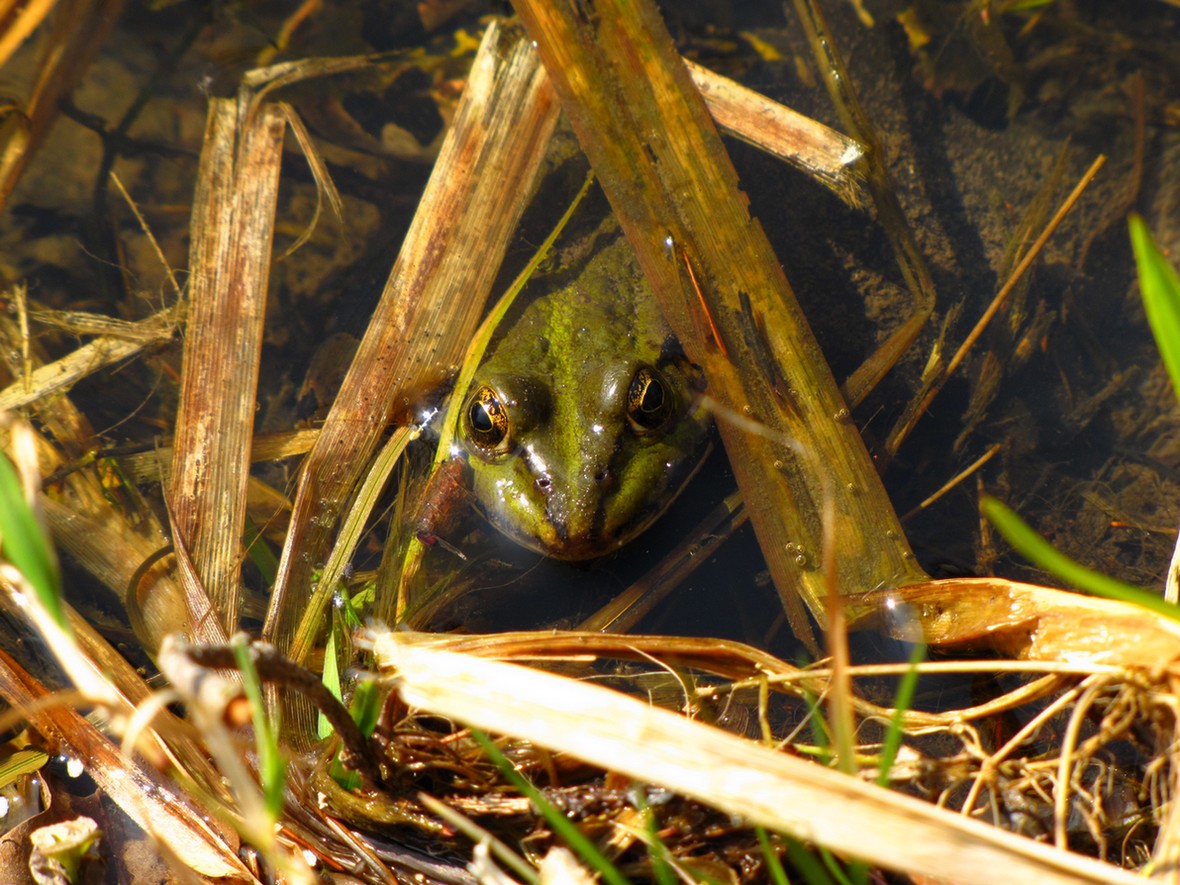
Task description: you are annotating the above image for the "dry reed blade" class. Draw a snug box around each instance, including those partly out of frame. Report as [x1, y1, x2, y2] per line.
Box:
[24, 306, 180, 341]
[685, 58, 868, 208]
[287, 426, 416, 668]
[902, 442, 1002, 521]
[0, 647, 254, 881]
[0, 303, 180, 412]
[373, 632, 1145, 885]
[848, 576, 1180, 667]
[944, 155, 1106, 382]
[114, 428, 320, 486]
[0, 561, 225, 795]
[168, 100, 286, 635]
[0, 426, 243, 869]
[0, 0, 58, 68]
[1153, 722, 1180, 876]
[276, 103, 344, 260]
[0, 315, 197, 653]
[0, 0, 123, 210]
[388, 629, 1076, 734]
[39, 496, 188, 650]
[399, 629, 800, 680]
[262, 21, 560, 742]
[886, 154, 1107, 455]
[508, 0, 926, 645]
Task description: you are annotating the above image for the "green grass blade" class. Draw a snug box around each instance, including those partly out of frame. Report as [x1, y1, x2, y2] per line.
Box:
[330, 680, 383, 790]
[981, 495, 1180, 623]
[0, 747, 49, 789]
[232, 637, 286, 818]
[243, 519, 279, 586]
[0, 453, 66, 629]
[876, 640, 924, 787]
[1130, 214, 1180, 409]
[630, 786, 675, 885]
[469, 728, 629, 885]
[819, 848, 854, 885]
[349, 678, 382, 738]
[785, 839, 837, 885]
[756, 827, 791, 885]
[319, 622, 343, 741]
[801, 689, 832, 766]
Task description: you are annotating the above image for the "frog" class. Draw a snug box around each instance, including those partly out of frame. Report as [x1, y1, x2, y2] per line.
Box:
[455, 229, 712, 561]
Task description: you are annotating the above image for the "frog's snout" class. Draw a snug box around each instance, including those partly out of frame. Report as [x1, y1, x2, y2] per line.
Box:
[532, 460, 614, 496]
[527, 461, 619, 558]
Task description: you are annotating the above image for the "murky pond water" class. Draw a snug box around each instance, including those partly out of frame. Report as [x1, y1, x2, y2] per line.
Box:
[2, 0, 1179, 879]
[5, 1, 1177, 632]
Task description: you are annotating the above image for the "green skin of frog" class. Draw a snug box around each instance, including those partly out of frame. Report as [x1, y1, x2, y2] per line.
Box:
[459, 234, 712, 560]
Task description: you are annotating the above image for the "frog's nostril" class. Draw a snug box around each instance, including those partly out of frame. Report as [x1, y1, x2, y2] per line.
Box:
[594, 468, 614, 489]
[535, 476, 552, 493]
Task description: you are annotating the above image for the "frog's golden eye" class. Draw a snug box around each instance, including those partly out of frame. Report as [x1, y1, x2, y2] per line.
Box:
[627, 366, 674, 433]
[465, 385, 510, 453]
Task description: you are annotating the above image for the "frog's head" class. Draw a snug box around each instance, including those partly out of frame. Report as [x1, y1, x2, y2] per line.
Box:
[459, 358, 710, 560]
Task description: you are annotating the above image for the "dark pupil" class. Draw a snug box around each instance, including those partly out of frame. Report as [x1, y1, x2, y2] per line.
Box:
[629, 368, 671, 431]
[467, 386, 509, 449]
[469, 401, 494, 433]
[639, 377, 664, 412]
